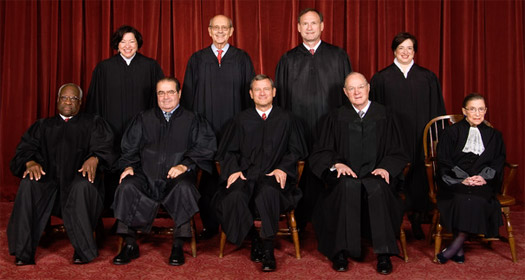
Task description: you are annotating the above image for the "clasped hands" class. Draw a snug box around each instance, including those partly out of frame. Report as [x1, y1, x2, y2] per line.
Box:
[119, 164, 188, 184]
[334, 163, 390, 184]
[226, 169, 287, 189]
[461, 175, 486, 186]
[24, 156, 99, 183]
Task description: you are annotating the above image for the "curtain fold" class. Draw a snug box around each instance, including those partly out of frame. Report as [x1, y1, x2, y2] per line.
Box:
[1, 0, 524, 203]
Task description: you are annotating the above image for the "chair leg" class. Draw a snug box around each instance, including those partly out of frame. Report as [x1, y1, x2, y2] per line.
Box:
[400, 227, 408, 262]
[219, 230, 227, 258]
[288, 210, 301, 259]
[190, 217, 197, 258]
[428, 209, 439, 244]
[116, 236, 124, 254]
[502, 206, 517, 263]
[434, 223, 443, 262]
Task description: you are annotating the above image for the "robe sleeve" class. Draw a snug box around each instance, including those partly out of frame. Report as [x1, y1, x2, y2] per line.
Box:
[151, 61, 165, 109]
[241, 52, 256, 110]
[274, 115, 308, 180]
[181, 113, 217, 174]
[181, 54, 196, 110]
[308, 112, 346, 180]
[88, 116, 117, 170]
[215, 118, 243, 181]
[85, 64, 104, 115]
[274, 55, 288, 108]
[369, 72, 385, 104]
[10, 120, 46, 178]
[118, 114, 144, 171]
[428, 72, 446, 117]
[376, 116, 409, 177]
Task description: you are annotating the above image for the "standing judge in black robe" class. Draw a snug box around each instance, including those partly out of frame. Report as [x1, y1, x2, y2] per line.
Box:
[435, 94, 504, 264]
[310, 73, 408, 274]
[8, 83, 116, 265]
[182, 15, 255, 238]
[213, 75, 308, 272]
[86, 25, 164, 208]
[112, 77, 216, 266]
[275, 8, 352, 228]
[370, 32, 446, 239]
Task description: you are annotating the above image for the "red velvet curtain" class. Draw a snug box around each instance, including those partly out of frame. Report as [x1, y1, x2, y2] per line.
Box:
[1, 0, 524, 203]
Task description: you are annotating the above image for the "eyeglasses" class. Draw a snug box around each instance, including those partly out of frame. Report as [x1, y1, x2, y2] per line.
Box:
[464, 107, 487, 114]
[59, 96, 80, 103]
[209, 25, 230, 32]
[345, 84, 368, 92]
[157, 90, 177, 96]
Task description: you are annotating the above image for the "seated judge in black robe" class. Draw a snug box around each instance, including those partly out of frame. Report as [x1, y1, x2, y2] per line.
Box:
[274, 8, 352, 229]
[370, 32, 446, 238]
[309, 73, 408, 274]
[213, 75, 307, 272]
[181, 15, 255, 238]
[86, 25, 164, 208]
[112, 77, 216, 266]
[435, 94, 504, 264]
[7, 83, 116, 266]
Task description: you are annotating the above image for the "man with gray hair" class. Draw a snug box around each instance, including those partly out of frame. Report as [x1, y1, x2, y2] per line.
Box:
[8, 83, 116, 265]
[182, 14, 255, 239]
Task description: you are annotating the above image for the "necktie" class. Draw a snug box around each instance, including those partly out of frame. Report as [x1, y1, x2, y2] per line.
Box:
[64, 117, 70, 122]
[217, 49, 223, 65]
[262, 113, 267, 120]
[358, 110, 365, 119]
[164, 112, 172, 122]
[309, 49, 315, 55]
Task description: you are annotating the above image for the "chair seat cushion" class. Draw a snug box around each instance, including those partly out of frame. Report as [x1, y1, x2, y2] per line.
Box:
[497, 194, 516, 206]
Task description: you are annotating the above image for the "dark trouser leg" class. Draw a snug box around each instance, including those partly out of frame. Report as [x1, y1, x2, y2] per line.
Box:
[198, 167, 220, 232]
[254, 177, 281, 239]
[7, 178, 57, 263]
[62, 174, 104, 262]
[294, 166, 323, 229]
[363, 177, 401, 255]
[162, 171, 200, 232]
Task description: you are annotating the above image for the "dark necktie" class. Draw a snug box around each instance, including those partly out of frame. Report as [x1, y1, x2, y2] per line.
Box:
[358, 110, 365, 119]
[218, 49, 223, 65]
[262, 113, 267, 120]
[164, 112, 172, 122]
[64, 117, 70, 122]
[309, 49, 315, 55]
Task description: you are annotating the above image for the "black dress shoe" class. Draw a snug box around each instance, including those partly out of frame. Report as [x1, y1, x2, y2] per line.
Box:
[250, 237, 263, 262]
[113, 243, 140, 265]
[169, 246, 185, 266]
[376, 254, 393, 275]
[198, 228, 218, 240]
[331, 252, 348, 272]
[73, 251, 89, 264]
[261, 249, 276, 272]
[451, 254, 465, 264]
[436, 250, 449, 264]
[15, 257, 35, 266]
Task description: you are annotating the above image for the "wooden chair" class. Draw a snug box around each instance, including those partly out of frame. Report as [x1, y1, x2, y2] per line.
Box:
[423, 115, 518, 263]
[218, 161, 304, 259]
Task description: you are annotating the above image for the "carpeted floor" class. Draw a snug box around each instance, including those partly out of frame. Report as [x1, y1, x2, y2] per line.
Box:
[1, 202, 524, 279]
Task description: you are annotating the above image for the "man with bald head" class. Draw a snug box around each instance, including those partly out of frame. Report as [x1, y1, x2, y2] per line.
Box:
[8, 83, 116, 265]
[309, 73, 407, 274]
[182, 14, 255, 239]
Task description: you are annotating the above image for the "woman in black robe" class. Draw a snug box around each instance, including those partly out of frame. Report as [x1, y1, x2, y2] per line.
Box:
[436, 94, 505, 264]
[370, 32, 446, 239]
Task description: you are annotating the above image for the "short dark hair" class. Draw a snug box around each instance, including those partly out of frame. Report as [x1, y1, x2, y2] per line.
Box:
[391, 32, 418, 53]
[462, 93, 485, 108]
[157, 77, 181, 92]
[250, 74, 275, 89]
[110, 25, 144, 50]
[298, 8, 323, 23]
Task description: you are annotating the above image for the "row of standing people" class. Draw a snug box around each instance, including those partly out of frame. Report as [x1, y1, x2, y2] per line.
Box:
[7, 7, 466, 276]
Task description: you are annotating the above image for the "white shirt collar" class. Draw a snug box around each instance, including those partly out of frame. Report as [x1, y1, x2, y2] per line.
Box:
[59, 114, 73, 121]
[351, 100, 371, 116]
[120, 53, 136, 66]
[255, 106, 273, 119]
[211, 43, 230, 57]
[162, 104, 180, 115]
[394, 58, 414, 78]
[303, 40, 322, 53]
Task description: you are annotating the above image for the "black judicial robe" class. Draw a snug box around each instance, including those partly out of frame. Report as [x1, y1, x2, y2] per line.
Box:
[86, 53, 164, 143]
[436, 120, 505, 237]
[214, 106, 308, 245]
[182, 45, 255, 139]
[275, 41, 352, 146]
[309, 103, 408, 258]
[370, 63, 445, 211]
[114, 107, 216, 230]
[8, 113, 115, 262]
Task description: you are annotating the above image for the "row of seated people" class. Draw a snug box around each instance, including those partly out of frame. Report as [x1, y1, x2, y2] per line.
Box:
[7, 73, 507, 275]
